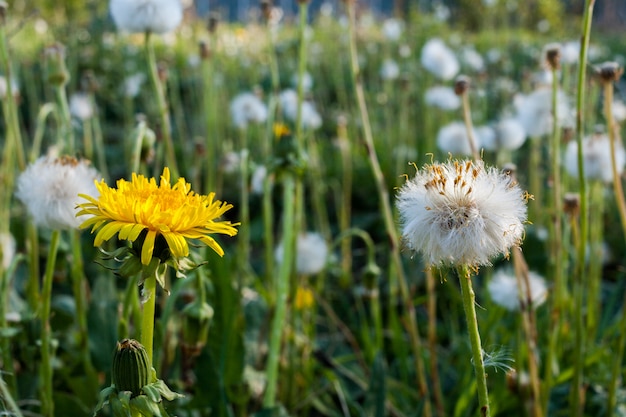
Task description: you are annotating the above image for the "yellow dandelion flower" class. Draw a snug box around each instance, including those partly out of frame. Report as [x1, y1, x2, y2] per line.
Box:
[77, 167, 238, 265]
[294, 286, 314, 310]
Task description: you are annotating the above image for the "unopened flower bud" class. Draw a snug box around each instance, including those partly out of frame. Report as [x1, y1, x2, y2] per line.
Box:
[454, 75, 471, 96]
[596, 61, 623, 83]
[362, 261, 382, 290]
[44, 43, 69, 87]
[544, 43, 561, 70]
[111, 339, 151, 397]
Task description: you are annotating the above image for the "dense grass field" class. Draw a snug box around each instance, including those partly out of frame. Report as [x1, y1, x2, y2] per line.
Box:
[1, 1, 626, 416]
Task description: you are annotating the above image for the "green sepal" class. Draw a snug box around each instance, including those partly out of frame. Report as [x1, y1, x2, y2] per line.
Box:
[131, 395, 162, 417]
[151, 378, 185, 401]
[166, 255, 206, 279]
[93, 385, 116, 416]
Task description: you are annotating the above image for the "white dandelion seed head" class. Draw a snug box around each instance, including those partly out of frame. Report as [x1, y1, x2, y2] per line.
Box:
[461, 47, 485, 72]
[279, 89, 322, 130]
[436, 122, 476, 156]
[561, 41, 580, 64]
[564, 132, 625, 183]
[275, 232, 328, 276]
[69, 93, 94, 121]
[495, 118, 527, 151]
[397, 160, 528, 267]
[0, 232, 16, 271]
[15, 156, 101, 230]
[0, 76, 19, 99]
[424, 86, 461, 111]
[230, 92, 268, 129]
[488, 269, 548, 311]
[291, 71, 313, 93]
[110, 0, 183, 35]
[421, 38, 459, 81]
[515, 87, 571, 138]
[382, 18, 403, 41]
[250, 165, 268, 195]
[123, 73, 146, 98]
[380, 59, 400, 80]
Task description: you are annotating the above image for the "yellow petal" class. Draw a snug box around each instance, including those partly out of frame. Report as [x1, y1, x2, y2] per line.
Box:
[141, 230, 157, 265]
[163, 232, 189, 258]
[197, 235, 225, 257]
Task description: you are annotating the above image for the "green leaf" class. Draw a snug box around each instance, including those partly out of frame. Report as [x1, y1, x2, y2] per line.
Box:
[364, 352, 387, 417]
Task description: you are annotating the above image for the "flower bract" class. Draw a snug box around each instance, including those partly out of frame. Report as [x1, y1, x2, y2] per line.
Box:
[77, 168, 238, 265]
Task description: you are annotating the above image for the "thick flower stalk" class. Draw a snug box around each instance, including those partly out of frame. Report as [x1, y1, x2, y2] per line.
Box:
[397, 159, 528, 267]
[77, 167, 238, 266]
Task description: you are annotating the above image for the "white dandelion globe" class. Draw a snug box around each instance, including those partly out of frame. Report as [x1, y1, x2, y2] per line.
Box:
[515, 88, 571, 138]
[279, 89, 322, 130]
[15, 156, 101, 230]
[110, 0, 183, 35]
[564, 132, 625, 183]
[397, 160, 528, 266]
[488, 269, 548, 311]
[230, 92, 268, 129]
[420, 38, 459, 81]
[424, 86, 461, 111]
[0, 232, 16, 271]
[436, 122, 476, 156]
[382, 18, 403, 41]
[495, 118, 527, 151]
[380, 59, 400, 80]
[69, 93, 94, 121]
[476, 125, 497, 151]
[275, 232, 328, 276]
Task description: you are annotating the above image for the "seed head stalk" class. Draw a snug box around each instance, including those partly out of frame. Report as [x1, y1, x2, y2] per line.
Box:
[344, 2, 431, 414]
[457, 265, 490, 417]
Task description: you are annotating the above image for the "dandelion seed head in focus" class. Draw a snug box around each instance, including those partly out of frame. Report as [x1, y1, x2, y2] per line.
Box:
[488, 269, 548, 311]
[110, 0, 183, 35]
[397, 160, 528, 267]
[16, 156, 100, 230]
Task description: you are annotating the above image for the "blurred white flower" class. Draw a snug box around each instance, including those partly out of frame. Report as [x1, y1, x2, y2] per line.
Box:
[433, 2, 451, 22]
[123, 73, 146, 98]
[380, 58, 400, 80]
[220, 151, 241, 174]
[34, 18, 49, 35]
[398, 44, 412, 58]
[397, 159, 527, 266]
[275, 232, 328, 276]
[230, 92, 268, 129]
[421, 38, 459, 80]
[515, 88, 571, 138]
[424, 86, 460, 110]
[495, 118, 527, 151]
[15, 156, 100, 230]
[561, 41, 580, 64]
[488, 269, 548, 311]
[461, 47, 485, 72]
[69, 93, 94, 121]
[251, 165, 268, 195]
[0, 76, 19, 99]
[382, 18, 403, 41]
[291, 71, 313, 93]
[110, 0, 183, 34]
[436, 122, 476, 155]
[564, 132, 625, 183]
[0, 232, 15, 271]
[486, 48, 502, 63]
[279, 89, 322, 130]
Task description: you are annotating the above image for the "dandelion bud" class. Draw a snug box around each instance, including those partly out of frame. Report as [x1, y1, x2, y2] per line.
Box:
[563, 193, 580, 218]
[362, 261, 382, 291]
[199, 40, 210, 60]
[111, 339, 151, 397]
[181, 301, 214, 357]
[596, 61, 623, 83]
[543, 43, 561, 70]
[43, 43, 69, 87]
[260, 0, 272, 22]
[207, 12, 219, 34]
[454, 75, 471, 96]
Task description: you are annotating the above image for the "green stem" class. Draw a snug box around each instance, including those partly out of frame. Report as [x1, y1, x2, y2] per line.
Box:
[54, 85, 74, 154]
[263, 174, 297, 408]
[345, 3, 431, 414]
[90, 97, 109, 180]
[145, 31, 179, 179]
[457, 265, 491, 417]
[0, 372, 22, 417]
[461, 91, 480, 162]
[40, 229, 61, 417]
[141, 269, 159, 366]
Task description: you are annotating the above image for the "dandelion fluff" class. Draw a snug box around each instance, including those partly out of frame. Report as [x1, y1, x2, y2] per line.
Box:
[488, 269, 548, 311]
[397, 160, 528, 266]
[110, 0, 183, 34]
[275, 232, 328, 276]
[420, 38, 459, 80]
[564, 132, 625, 183]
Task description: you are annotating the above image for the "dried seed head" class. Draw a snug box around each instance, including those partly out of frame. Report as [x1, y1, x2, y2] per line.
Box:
[199, 40, 210, 60]
[543, 43, 561, 70]
[260, 0, 272, 21]
[454, 75, 471, 96]
[207, 12, 219, 34]
[563, 192, 580, 217]
[596, 61, 623, 83]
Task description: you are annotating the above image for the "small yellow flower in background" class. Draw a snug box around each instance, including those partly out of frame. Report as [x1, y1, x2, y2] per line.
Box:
[77, 167, 238, 266]
[294, 286, 314, 311]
